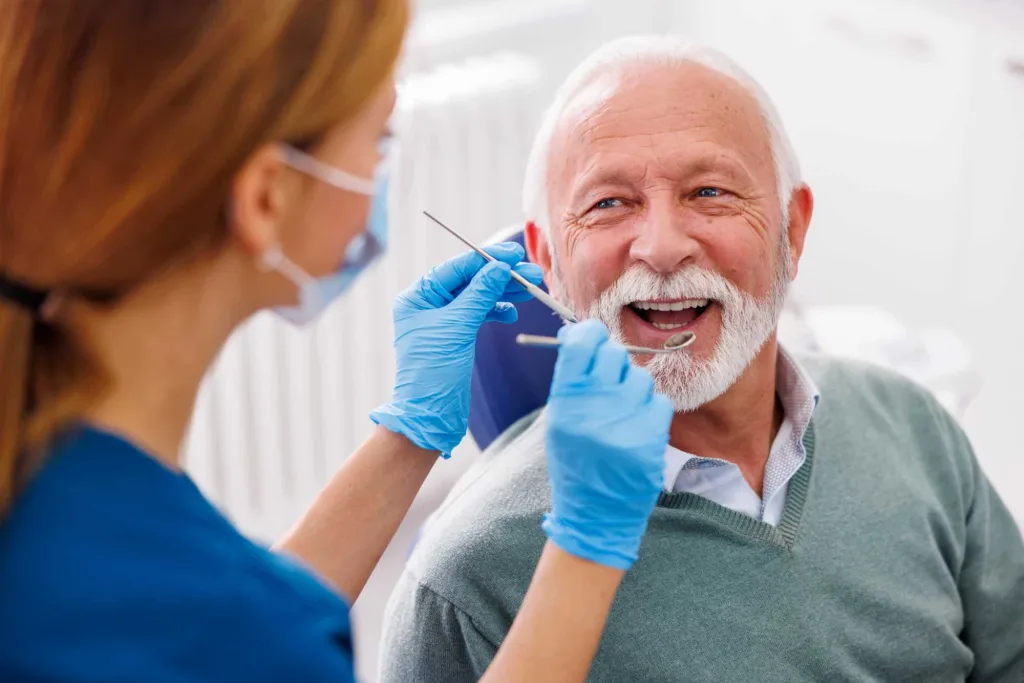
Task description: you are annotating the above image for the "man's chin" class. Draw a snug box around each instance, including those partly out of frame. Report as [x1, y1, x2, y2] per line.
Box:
[646, 353, 714, 413]
[647, 327, 775, 414]
[640, 322, 753, 413]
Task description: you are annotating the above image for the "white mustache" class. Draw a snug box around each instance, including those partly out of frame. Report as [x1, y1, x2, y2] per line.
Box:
[587, 265, 744, 319]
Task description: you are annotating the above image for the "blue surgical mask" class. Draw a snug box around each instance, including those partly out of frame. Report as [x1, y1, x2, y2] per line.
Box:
[261, 145, 390, 326]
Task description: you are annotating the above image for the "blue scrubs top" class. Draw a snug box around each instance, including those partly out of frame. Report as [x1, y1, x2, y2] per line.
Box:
[0, 425, 356, 682]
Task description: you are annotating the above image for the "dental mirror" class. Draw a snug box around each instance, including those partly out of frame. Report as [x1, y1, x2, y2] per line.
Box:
[661, 331, 695, 351]
[515, 330, 695, 355]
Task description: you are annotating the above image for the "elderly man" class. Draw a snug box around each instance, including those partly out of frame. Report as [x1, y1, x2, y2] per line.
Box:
[379, 36, 1024, 682]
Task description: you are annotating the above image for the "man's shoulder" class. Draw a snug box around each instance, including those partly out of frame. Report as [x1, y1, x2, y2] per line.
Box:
[0, 481, 355, 682]
[405, 410, 551, 611]
[798, 353, 952, 423]
[798, 353, 975, 487]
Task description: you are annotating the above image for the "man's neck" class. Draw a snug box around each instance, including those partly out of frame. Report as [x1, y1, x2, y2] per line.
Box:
[668, 337, 784, 496]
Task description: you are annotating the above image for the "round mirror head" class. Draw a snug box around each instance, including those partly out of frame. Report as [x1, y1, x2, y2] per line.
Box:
[663, 331, 696, 351]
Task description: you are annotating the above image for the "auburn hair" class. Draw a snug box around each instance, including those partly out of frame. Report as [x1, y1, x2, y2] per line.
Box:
[0, 0, 408, 514]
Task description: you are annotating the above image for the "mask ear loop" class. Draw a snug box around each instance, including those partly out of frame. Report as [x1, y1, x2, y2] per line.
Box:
[258, 244, 317, 291]
[279, 146, 376, 196]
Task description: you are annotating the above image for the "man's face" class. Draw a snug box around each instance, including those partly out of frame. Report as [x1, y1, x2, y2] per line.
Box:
[534, 63, 807, 411]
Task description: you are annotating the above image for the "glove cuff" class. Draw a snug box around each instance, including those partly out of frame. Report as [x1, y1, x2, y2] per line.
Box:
[369, 403, 460, 459]
[541, 513, 641, 571]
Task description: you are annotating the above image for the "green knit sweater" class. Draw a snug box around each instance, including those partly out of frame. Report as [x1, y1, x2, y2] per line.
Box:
[379, 357, 1024, 682]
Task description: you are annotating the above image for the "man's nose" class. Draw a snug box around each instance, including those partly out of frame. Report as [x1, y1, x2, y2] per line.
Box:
[628, 202, 701, 274]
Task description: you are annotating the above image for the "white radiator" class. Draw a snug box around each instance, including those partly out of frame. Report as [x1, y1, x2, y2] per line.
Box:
[181, 52, 545, 543]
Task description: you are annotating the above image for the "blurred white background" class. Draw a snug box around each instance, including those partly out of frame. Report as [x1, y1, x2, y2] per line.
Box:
[181, 0, 1024, 680]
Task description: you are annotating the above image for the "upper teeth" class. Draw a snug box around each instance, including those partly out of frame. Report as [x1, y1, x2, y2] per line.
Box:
[632, 299, 708, 311]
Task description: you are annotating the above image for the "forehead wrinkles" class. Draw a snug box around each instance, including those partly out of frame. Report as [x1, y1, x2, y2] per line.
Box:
[546, 73, 622, 216]
[547, 63, 777, 207]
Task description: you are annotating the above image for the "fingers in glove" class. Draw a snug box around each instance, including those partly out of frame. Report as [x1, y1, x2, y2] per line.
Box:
[648, 393, 675, 431]
[500, 263, 545, 301]
[485, 242, 528, 266]
[451, 260, 514, 323]
[484, 301, 519, 324]
[428, 243, 525, 296]
[552, 320, 609, 385]
[590, 342, 631, 385]
[498, 290, 535, 304]
[402, 243, 524, 311]
[621, 364, 657, 404]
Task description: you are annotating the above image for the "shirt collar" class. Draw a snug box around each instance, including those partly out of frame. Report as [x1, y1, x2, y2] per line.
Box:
[775, 344, 820, 435]
[662, 344, 821, 486]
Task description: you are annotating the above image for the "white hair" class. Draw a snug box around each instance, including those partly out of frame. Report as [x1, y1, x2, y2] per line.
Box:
[522, 35, 802, 237]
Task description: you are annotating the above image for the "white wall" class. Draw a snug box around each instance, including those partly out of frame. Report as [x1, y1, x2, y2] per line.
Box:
[952, 12, 1024, 518]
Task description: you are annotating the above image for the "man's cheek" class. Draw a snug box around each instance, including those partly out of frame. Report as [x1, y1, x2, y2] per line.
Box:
[564, 270, 607, 313]
[702, 229, 771, 288]
[572, 238, 630, 301]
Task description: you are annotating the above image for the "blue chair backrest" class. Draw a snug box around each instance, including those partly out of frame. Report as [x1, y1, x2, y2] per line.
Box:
[468, 229, 562, 450]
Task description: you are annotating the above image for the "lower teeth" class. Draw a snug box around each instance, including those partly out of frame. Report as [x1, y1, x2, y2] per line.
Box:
[652, 323, 685, 330]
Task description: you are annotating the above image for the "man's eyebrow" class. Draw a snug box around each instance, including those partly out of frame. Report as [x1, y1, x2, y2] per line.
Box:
[572, 168, 639, 196]
[675, 153, 753, 179]
[570, 153, 754, 202]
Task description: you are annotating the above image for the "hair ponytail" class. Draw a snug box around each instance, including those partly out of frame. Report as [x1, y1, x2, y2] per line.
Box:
[0, 297, 112, 517]
[0, 302, 34, 514]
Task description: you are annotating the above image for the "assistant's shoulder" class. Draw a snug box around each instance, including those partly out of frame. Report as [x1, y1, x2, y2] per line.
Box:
[402, 411, 550, 627]
[0, 446, 355, 682]
[0, 525, 355, 682]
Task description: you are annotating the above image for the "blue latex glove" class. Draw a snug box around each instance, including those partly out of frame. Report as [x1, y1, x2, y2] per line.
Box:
[370, 242, 544, 458]
[542, 320, 674, 570]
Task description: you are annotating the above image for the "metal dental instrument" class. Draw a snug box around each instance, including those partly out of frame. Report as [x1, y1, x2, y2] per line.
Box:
[422, 210, 580, 324]
[515, 330, 695, 355]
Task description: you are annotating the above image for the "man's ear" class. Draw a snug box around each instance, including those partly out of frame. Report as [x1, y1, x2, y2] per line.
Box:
[523, 221, 552, 279]
[785, 185, 814, 280]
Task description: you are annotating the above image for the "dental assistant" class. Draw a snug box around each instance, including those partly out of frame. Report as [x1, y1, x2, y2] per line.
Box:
[0, 2, 674, 682]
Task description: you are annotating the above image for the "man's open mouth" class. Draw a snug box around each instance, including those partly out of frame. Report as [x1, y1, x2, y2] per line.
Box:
[626, 299, 711, 331]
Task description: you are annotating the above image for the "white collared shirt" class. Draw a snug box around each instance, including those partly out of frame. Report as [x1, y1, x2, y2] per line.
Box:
[662, 347, 820, 526]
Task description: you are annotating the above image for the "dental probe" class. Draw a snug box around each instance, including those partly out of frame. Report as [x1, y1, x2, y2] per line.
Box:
[515, 330, 696, 355]
[422, 211, 580, 324]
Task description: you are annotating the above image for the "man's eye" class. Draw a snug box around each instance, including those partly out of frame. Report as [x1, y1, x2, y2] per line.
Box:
[696, 187, 723, 198]
[593, 198, 622, 210]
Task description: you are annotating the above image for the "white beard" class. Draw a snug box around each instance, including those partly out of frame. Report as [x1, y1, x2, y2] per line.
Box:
[549, 238, 791, 413]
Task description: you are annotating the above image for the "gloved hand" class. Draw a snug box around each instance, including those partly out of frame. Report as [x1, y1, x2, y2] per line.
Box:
[370, 242, 544, 458]
[542, 320, 674, 570]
